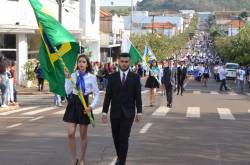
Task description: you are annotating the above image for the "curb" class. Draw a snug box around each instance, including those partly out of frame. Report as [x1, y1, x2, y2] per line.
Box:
[0, 104, 20, 111]
[17, 92, 52, 95]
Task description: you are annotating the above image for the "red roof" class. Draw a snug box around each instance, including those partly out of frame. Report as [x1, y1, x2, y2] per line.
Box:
[228, 20, 245, 28]
[143, 22, 176, 29]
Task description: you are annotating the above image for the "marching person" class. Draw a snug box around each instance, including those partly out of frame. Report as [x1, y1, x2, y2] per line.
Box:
[34, 62, 44, 92]
[177, 61, 187, 96]
[219, 65, 228, 91]
[161, 60, 175, 108]
[202, 64, 210, 87]
[145, 60, 160, 106]
[102, 53, 142, 165]
[64, 54, 100, 165]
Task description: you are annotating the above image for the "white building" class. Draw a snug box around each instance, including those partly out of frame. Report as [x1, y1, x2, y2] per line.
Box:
[179, 10, 195, 18]
[0, 0, 100, 85]
[123, 11, 184, 36]
[100, 10, 125, 62]
[228, 20, 245, 36]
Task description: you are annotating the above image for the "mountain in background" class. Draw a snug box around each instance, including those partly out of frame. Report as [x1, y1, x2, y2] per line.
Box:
[136, 0, 250, 11]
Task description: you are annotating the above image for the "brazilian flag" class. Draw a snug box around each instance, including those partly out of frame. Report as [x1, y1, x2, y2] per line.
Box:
[29, 0, 79, 96]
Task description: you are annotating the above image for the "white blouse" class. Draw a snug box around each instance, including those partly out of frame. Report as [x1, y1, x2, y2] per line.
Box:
[65, 71, 100, 109]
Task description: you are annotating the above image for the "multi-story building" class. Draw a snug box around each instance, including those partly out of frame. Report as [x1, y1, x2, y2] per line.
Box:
[0, 0, 100, 85]
[123, 11, 184, 36]
[100, 10, 124, 62]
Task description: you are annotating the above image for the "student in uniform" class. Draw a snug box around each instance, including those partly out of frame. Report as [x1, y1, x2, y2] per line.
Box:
[102, 53, 142, 165]
[145, 60, 160, 106]
[64, 54, 100, 165]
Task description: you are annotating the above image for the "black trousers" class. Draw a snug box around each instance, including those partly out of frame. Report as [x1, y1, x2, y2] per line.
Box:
[177, 80, 184, 94]
[220, 79, 228, 91]
[111, 116, 134, 165]
[165, 85, 173, 106]
[38, 78, 44, 91]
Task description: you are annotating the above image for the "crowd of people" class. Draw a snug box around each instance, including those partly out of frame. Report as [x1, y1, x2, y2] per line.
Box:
[0, 55, 17, 108]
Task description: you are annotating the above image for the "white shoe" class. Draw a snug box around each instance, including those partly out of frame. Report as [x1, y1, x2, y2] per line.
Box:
[58, 103, 63, 107]
[1, 104, 8, 108]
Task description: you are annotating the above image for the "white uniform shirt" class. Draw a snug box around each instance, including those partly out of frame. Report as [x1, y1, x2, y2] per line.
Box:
[65, 71, 100, 109]
[238, 69, 245, 81]
[219, 67, 227, 80]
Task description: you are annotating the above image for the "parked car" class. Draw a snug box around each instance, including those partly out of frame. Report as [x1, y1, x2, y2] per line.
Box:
[225, 63, 239, 79]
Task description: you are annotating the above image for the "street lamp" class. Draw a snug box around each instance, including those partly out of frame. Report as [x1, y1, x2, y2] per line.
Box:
[56, 0, 65, 23]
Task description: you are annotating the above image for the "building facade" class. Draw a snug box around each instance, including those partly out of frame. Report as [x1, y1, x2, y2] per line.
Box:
[0, 0, 100, 85]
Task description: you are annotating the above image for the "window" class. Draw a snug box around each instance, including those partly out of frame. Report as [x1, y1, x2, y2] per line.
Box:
[0, 34, 16, 60]
[0, 34, 16, 49]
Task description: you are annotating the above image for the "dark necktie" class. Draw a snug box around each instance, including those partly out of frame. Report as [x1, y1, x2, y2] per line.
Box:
[122, 72, 126, 85]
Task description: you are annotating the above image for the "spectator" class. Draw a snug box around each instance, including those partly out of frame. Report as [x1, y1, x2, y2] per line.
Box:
[34, 62, 44, 91]
[236, 66, 246, 93]
[0, 56, 9, 108]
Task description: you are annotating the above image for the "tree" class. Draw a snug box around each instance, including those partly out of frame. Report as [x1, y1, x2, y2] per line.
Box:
[239, 11, 248, 19]
[130, 16, 198, 60]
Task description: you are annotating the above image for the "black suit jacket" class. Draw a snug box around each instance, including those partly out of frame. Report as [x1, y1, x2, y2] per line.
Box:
[177, 66, 187, 82]
[162, 67, 172, 89]
[102, 71, 142, 119]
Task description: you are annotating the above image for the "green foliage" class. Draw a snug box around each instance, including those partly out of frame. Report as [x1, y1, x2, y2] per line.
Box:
[130, 16, 198, 60]
[137, 0, 250, 11]
[239, 11, 248, 19]
[23, 59, 36, 81]
[214, 26, 250, 66]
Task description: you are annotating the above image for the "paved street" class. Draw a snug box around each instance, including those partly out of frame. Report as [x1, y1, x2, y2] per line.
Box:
[0, 78, 250, 165]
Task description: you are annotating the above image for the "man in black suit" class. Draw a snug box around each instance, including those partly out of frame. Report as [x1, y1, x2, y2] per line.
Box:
[161, 60, 175, 108]
[102, 53, 142, 165]
[177, 61, 187, 96]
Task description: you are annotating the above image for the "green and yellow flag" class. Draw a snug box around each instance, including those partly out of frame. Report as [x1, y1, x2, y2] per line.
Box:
[29, 0, 79, 96]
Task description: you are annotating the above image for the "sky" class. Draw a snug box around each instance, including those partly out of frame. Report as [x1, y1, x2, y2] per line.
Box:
[100, 0, 142, 6]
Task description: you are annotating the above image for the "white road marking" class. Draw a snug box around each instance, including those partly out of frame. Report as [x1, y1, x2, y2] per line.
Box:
[228, 92, 238, 96]
[53, 109, 65, 115]
[186, 107, 200, 118]
[139, 123, 152, 134]
[142, 90, 149, 94]
[6, 123, 23, 129]
[210, 91, 219, 95]
[0, 106, 39, 116]
[110, 157, 117, 165]
[217, 108, 235, 120]
[193, 91, 201, 94]
[152, 106, 170, 116]
[29, 116, 44, 121]
[0, 117, 32, 119]
[93, 107, 102, 115]
[21, 106, 58, 115]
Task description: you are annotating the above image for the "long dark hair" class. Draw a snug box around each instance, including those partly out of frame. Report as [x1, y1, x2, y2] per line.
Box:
[150, 60, 158, 69]
[75, 54, 93, 73]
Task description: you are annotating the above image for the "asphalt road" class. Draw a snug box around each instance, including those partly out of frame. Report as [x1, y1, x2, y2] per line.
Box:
[0, 77, 250, 165]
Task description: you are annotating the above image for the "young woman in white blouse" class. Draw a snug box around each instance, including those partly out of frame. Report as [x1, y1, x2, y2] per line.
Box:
[64, 54, 100, 165]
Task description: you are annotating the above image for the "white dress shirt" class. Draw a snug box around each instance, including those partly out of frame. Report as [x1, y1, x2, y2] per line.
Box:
[120, 69, 129, 82]
[65, 71, 100, 109]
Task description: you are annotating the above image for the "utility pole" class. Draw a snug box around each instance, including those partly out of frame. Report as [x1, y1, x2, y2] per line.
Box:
[151, 15, 155, 34]
[56, 0, 65, 23]
[130, 0, 133, 33]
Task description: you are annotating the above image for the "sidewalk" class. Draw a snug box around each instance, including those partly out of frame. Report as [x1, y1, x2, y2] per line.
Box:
[16, 84, 52, 95]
